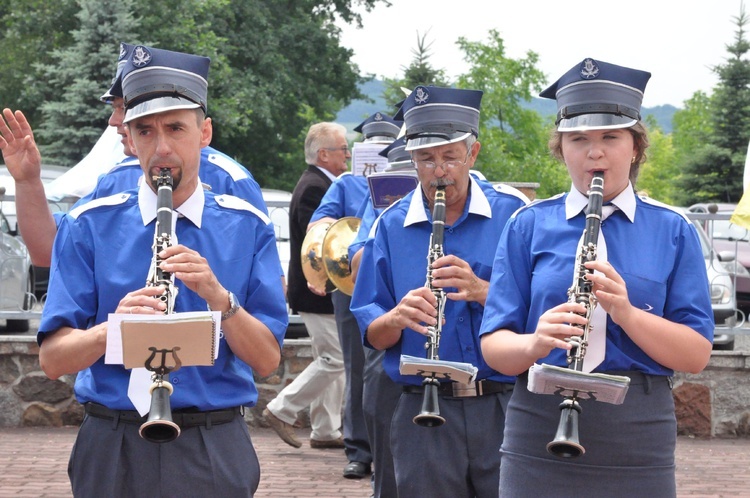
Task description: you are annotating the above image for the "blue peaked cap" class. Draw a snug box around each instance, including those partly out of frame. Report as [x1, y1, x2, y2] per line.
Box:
[354, 112, 403, 141]
[378, 136, 411, 165]
[540, 58, 651, 131]
[394, 85, 483, 151]
[99, 42, 135, 104]
[121, 45, 210, 123]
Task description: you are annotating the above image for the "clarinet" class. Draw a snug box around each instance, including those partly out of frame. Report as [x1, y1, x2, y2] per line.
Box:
[139, 168, 181, 443]
[413, 186, 447, 428]
[546, 171, 604, 458]
[149, 169, 178, 315]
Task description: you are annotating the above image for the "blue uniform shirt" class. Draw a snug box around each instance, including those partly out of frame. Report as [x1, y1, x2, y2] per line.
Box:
[479, 184, 714, 376]
[347, 196, 381, 263]
[350, 177, 528, 385]
[310, 172, 368, 222]
[39, 180, 288, 411]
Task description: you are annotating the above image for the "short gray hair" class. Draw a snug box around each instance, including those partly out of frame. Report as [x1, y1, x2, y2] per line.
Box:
[304, 122, 348, 164]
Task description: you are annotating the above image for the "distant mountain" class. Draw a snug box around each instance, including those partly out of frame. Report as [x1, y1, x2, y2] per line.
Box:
[337, 79, 390, 126]
[337, 79, 677, 134]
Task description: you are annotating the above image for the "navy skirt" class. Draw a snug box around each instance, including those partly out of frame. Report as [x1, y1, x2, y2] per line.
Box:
[500, 371, 676, 498]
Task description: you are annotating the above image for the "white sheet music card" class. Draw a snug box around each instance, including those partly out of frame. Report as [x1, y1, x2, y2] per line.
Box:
[399, 355, 478, 385]
[351, 141, 389, 177]
[527, 363, 631, 405]
[105, 311, 221, 366]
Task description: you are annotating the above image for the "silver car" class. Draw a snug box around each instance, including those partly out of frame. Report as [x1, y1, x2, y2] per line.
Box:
[686, 212, 740, 350]
[0, 201, 34, 332]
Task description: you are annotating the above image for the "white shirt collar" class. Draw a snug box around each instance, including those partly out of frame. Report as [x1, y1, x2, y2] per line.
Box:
[138, 179, 205, 228]
[314, 165, 338, 182]
[404, 176, 492, 227]
[565, 181, 636, 222]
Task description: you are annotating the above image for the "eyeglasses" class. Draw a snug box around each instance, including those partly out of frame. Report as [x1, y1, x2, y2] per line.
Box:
[412, 151, 471, 171]
[321, 146, 350, 153]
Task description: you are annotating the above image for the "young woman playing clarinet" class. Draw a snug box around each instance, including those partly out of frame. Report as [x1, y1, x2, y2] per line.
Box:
[480, 58, 714, 498]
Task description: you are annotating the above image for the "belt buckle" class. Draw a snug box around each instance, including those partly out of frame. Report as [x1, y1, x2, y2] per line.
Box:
[451, 381, 478, 397]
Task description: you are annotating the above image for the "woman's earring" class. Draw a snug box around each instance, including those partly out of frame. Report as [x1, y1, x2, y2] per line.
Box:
[631, 156, 636, 164]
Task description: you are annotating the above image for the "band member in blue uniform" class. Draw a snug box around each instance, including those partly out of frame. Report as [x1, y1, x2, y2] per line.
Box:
[308, 112, 401, 480]
[349, 135, 417, 497]
[37, 46, 287, 497]
[480, 58, 714, 497]
[0, 42, 267, 270]
[351, 86, 528, 498]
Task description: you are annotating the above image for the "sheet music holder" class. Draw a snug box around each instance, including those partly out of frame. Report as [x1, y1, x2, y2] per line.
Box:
[367, 171, 419, 209]
[399, 354, 478, 385]
[106, 311, 220, 369]
[351, 142, 389, 177]
[527, 363, 630, 405]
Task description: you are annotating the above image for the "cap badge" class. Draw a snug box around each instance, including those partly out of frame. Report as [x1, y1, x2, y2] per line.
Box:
[414, 86, 430, 105]
[374, 112, 383, 121]
[131, 46, 153, 68]
[580, 58, 600, 80]
[118, 43, 128, 61]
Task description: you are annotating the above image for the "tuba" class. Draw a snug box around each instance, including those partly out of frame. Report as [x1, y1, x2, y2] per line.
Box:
[322, 217, 361, 295]
[546, 171, 605, 458]
[301, 221, 336, 294]
[413, 186, 447, 428]
[301, 217, 361, 295]
[139, 168, 181, 443]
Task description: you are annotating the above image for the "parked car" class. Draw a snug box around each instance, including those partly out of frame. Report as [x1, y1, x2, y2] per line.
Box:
[262, 188, 308, 339]
[685, 209, 740, 350]
[688, 202, 750, 316]
[0, 197, 35, 332]
[0, 165, 68, 301]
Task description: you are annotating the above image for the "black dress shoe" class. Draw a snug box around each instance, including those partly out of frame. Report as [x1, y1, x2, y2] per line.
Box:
[343, 461, 371, 479]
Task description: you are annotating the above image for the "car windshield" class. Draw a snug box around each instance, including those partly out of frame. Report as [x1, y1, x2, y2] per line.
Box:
[712, 220, 750, 242]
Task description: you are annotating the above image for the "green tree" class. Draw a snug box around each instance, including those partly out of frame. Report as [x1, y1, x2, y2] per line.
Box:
[1, 0, 386, 190]
[127, 0, 383, 190]
[0, 0, 78, 128]
[35, 0, 138, 165]
[677, 5, 750, 204]
[381, 30, 452, 111]
[455, 29, 567, 197]
[637, 117, 679, 204]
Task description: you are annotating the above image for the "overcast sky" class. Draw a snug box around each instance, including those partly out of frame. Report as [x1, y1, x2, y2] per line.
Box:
[337, 0, 745, 108]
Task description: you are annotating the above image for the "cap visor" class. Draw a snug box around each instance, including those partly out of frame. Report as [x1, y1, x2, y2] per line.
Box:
[384, 160, 415, 172]
[558, 114, 636, 132]
[405, 132, 471, 151]
[124, 96, 200, 123]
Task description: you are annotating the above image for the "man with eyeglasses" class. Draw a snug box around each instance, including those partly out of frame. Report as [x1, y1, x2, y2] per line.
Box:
[350, 86, 529, 498]
[264, 121, 349, 450]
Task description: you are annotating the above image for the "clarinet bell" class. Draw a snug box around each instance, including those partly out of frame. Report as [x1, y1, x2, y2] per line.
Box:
[413, 380, 446, 428]
[139, 380, 181, 443]
[546, 398, 585, 458]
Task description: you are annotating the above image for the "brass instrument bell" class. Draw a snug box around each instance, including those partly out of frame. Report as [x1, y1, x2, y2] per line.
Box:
[322, 217, 361, 296]
[301, 221, 337, 294]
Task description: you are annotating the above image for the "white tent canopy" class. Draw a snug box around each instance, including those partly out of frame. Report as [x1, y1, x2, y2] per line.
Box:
[45, 126, 127, 202]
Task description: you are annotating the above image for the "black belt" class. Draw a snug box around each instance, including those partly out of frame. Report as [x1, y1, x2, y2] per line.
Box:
[403, 379, 514, 398]
[84, 402, 240, 429]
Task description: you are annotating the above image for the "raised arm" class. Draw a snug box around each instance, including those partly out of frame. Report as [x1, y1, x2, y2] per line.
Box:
[0, 109, 57, 266]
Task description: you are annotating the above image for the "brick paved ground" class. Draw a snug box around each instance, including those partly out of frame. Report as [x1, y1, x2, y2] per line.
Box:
[0, 426, 748, 497]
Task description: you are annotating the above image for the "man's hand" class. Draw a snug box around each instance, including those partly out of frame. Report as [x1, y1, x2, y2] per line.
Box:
[431, 254, 489, 306]
[157, 244, 227, 309]
[0, 109, 42, 184]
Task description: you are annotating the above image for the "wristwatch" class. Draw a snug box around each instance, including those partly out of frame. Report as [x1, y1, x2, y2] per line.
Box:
[211, 291, 240, 320]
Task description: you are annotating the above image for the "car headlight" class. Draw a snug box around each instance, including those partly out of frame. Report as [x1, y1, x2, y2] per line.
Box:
[720, 259, 750, 277]
[710, 281, 732, 305]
